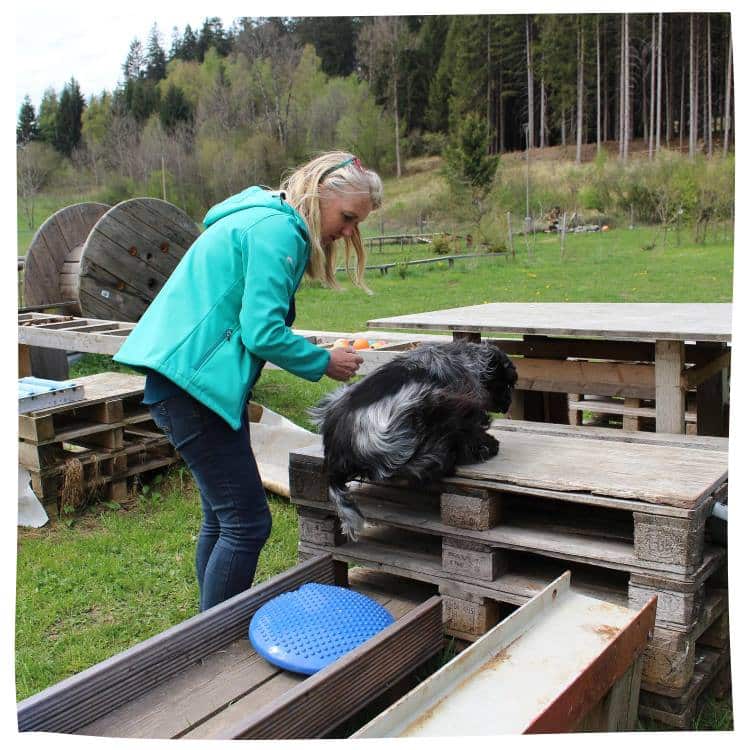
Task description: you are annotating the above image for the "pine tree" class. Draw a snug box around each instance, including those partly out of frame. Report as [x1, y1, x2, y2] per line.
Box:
[171, 24, 199, 61]
[197, 17, 230, 61]
[443, 112, 496, 224]
[293, 16, 359, 76]
[37, 88, 58, 143]
[53, 78, 85, 156]
[145, 24, 167, 81]
[17, 96, 39, 143]
[160, 84, 193, 132]
[123, 38, 145, 81]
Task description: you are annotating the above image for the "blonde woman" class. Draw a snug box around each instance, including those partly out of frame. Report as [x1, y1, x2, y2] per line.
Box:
[115, 152, 383, 610]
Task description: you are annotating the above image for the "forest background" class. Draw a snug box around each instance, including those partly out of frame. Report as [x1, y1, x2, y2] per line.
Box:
[16, 12, 735, 237]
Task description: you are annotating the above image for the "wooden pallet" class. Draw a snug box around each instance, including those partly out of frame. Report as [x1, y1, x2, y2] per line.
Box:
[639, 646, 732, 729]
[17, 555, 442, 739]
[28, 426, 179, 512]
[569, 394, 699, 434]
[297, 521, 726, 697]
[291, 419, 727, 694]
[290, 421, 728, 580]
[18, 372, 179, 512]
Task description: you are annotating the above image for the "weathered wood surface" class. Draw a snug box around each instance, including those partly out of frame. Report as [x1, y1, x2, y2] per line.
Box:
[18, 313, 135, 355]
[639, 589, 728, 695]
[638, 646, 731, 728]
[23, 203, 109, 309]
[290, 421, 727, 512]
[490, 419, 728, 452]
[298, 486, 724, 579]
[17, 555, 336, 734]
[367, 302, 732, 342]
[78, 198, 198, 321]
[73, 567, 438, 739]
[456, 430, 726, 509]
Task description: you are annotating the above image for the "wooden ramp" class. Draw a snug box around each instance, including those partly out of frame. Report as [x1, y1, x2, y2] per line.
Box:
[17, 556, 441, 740]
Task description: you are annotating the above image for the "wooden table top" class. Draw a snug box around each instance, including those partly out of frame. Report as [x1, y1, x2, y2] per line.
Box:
[368, 302, 732, 342]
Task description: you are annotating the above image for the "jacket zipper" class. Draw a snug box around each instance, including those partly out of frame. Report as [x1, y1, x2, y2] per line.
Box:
[195, 325, 238, 370]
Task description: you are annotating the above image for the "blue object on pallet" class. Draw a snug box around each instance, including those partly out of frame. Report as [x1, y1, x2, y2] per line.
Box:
[249, 583, 395, 675]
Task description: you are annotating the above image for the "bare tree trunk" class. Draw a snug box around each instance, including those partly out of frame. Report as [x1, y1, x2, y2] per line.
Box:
[623, 13, 630, 163]
[561, 107, 566, 147]
[596, 16, 602, 152]
[498, 66, 505, 153]
[656, 13, 663, 152]
[540, 78, 546, 149]
[576, 19, 584, 164]
[526, 15, 535, 150]
[689, 13, 696, 160]
[603, 22, 609, 142]
[679, 44, 685, 152]
[724, 23, 733, 156]
[393, 68, 401, 178]
[649, 15, 656, 159]
[706, 14, 713, 157]
[619, 15, 625, 160]
[487, 24, 492, 153]
[641, 41, 648, 148]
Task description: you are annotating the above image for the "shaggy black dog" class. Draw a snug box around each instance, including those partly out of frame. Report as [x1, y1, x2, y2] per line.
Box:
[310, 340, 518, 540]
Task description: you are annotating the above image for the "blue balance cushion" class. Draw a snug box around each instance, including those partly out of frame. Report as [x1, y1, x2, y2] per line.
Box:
[249, 583, 395, 675]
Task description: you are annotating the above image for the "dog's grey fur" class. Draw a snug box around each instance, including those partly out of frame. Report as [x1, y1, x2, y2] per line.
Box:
[310, 341, 517, 539]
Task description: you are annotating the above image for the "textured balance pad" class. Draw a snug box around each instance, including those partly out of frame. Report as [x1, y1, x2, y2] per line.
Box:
[249, 583, 395, 675]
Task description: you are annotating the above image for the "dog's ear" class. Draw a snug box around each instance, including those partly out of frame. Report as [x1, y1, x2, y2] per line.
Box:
[486, 347, 517, 413]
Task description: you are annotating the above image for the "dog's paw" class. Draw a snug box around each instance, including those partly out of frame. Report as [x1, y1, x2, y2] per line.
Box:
[478, 433, 500, 460]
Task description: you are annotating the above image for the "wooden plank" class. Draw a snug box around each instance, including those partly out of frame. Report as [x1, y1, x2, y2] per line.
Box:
[211, 597, 444, 739]
[18, 343, 32, 377]
[655, 340, 686, 434]
[683, 350, 731, 389]
[367, 303, 732, 342]
[314, 490, 719, 578]
[568, 397, 696, 423]
[17, 555, 337, 734]
[456, 430, 727, 509]
[489, 418, 729, 451]
[514, 357, 656, 398]
[696, 367, 730, 437]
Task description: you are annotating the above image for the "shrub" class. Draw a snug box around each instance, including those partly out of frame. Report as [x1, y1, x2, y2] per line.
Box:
[430, 234, 453, 255]
[421, 131, 448, 156]
[95, 175, 139, 206]
[394, 259, 410, 278]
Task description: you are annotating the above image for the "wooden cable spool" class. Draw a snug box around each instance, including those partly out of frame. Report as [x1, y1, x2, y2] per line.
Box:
[23, 198, 200, 322]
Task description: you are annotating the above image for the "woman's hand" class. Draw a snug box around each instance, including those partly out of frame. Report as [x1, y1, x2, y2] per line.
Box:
[326, 346, 364, 381]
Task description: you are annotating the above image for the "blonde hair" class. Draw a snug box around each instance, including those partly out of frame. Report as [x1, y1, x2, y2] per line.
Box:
[280, 151, 383, 291]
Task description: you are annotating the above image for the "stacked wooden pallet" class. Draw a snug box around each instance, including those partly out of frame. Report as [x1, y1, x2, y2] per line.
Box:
[18, 372, 180, 514]
[289, 419, 730, 730]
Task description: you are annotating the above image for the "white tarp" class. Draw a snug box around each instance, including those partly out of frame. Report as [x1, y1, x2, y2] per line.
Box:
[249, 406, 322, 498]
[18, 466, 49, 527]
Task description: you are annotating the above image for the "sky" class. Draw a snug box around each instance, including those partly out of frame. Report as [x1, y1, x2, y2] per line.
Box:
[15, 5, 239, 112]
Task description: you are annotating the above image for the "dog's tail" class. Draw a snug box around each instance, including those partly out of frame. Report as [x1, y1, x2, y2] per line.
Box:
[329, 482, 366, 541]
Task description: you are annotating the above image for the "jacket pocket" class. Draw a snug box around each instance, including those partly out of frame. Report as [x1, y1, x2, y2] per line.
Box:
[194, 325, 239, 371]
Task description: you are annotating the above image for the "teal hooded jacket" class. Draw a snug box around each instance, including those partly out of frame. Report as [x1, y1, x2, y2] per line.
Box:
[114, 186, 331, 430]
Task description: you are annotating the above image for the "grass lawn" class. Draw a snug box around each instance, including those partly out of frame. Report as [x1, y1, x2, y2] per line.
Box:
[16, 209, 733, 728]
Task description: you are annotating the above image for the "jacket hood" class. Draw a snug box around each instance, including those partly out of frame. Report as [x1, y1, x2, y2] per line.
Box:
[202, 186, 309, 238]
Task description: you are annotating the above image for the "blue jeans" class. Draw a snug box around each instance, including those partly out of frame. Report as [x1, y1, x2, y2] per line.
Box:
[149, 391, 272, 612]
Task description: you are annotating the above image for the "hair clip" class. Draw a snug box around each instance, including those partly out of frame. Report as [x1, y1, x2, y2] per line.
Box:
[320, 156, 364, 181]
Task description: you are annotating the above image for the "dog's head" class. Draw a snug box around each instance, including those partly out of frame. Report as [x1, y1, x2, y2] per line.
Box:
[484, 346, 518, 413]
